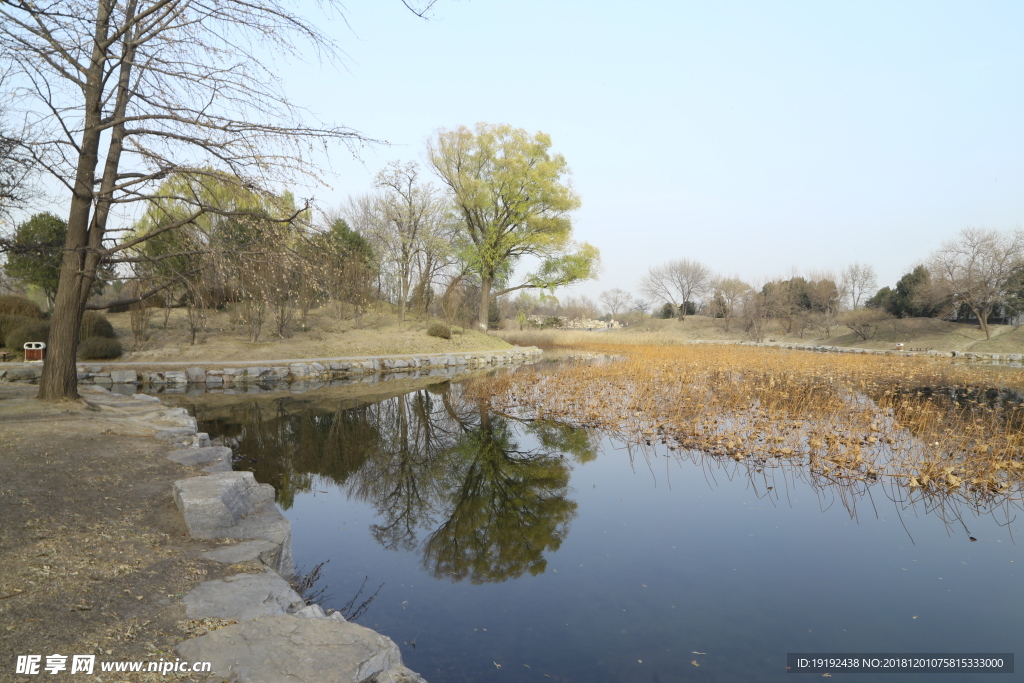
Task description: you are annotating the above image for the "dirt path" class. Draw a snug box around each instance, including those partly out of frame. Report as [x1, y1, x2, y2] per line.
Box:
[0, 384, 240, 682]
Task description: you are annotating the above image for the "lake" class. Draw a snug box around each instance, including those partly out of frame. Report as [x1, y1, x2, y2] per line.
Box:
[175, 377, 1022, 682]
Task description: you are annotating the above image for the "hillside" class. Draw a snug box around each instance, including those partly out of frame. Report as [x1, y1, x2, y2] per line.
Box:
[496, 315, 1024, 354]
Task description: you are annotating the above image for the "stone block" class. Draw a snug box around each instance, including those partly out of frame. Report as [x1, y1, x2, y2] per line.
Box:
[201, 539, 282, 566]
[172, 472, 292, 576]
[3, 367, 42, 381]
[164, 370, 188, 384]
[186, 366, 206, 383]
[172, 472, 275, 535]
[155, 426, 198, 443]
[175, 615, 408, 683]
[183, 570, 304, 621]
[110, 370, 138, 384]
[166, 446, 233, 472]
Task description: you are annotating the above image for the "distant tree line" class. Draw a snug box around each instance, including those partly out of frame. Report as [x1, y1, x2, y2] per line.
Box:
[581, 227, 1024, 342]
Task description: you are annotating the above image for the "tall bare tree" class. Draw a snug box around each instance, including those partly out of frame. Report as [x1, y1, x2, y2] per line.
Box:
[841, 262, 877, 310]
[929, 227, 1024, 339]
[639, 258, 711, 319]
[0, 0, 428, 401]
[598, 288, 632, 320]
[371, 161, 452, 324]
[710, 276, 750, 332]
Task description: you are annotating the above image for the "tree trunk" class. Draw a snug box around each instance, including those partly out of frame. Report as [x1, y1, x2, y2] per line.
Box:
[970, 304, 991, 339]
[477, 277, 492, 332]
[38, 1, 120, 401]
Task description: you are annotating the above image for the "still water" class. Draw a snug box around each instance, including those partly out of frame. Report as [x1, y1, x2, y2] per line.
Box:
[178, 380, 1023, 682]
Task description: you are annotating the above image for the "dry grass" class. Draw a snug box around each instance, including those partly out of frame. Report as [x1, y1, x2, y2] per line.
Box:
[495, 315, 1022, 352]
[468, 344, 1024, 521]
[104, 305, 511, 363]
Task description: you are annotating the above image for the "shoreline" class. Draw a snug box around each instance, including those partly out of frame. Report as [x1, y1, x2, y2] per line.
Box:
[0, 347, 544, 389]
[1, 349, 544, 682]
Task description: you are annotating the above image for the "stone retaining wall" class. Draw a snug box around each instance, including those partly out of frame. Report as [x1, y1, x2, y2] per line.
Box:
[685, 340, 1024, 364]
[0, 347, 544, 388]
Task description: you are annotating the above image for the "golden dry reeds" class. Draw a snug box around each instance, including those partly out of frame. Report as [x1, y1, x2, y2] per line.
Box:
[468, 344, 1024, 520]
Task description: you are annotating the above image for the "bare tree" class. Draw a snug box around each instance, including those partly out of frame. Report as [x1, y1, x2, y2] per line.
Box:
[929, 227, 1024, 339]
[639, 258, 711, 319]
[841, 307, 892, 341]
[0, 0, 428, 400]
[558, 295, 600, 322]
[742, 287, 771, 343]
[630, 297, 651, 316]
[369, 161, 452, 325]
[841, 262, 878, 310]
[710, 276, 750, 332]
[598, 288, 632, 320]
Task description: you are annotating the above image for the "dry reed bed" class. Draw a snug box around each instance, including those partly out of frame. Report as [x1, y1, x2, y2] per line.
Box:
[468, 344, 1024, 515]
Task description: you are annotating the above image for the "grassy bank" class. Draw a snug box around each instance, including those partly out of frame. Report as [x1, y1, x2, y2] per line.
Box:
[494, 315, 1024, 353]
[97, 306, 512, 363]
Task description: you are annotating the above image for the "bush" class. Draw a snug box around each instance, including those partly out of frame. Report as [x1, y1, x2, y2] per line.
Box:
[0, 295, 43, 318]
[841, 308, 893, 342]
[80, 311, 116, 339]
[6, 321, 51, 354]
[427, 321, 452, 339]
[77, 336, 123, 359]
[0, 315, 35, 347]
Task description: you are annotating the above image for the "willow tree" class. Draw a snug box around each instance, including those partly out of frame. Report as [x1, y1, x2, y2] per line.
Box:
[427, 123, 599, 332]
[0, 0, 429, 401]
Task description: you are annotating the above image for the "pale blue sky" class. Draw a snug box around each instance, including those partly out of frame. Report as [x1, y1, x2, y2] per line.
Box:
[234, 1, 1024, 301]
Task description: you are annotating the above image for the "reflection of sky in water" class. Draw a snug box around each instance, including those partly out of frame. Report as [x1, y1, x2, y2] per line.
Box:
[196, 387, 1023, 683]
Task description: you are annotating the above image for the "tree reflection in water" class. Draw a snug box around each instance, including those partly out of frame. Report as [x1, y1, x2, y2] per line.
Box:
[188, 382, 598, 583]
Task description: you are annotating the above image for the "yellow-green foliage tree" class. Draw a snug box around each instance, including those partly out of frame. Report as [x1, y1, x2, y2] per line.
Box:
[428, 123, 600, 331]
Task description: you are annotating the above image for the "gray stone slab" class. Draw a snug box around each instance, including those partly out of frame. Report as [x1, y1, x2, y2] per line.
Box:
[175, 614, 408, 683]
[164, 370, 188, 383]
[172, 472, 293, 577]
[110, 369, 137, 383]
[154, 426, 197, 442]
[166, 446, 233, 472]
[3, 367, 43, 381]
[172, 472, 275, 535]
[183, 570, 304, 621]
[186, 366, 206, 383]
[201, 540, 281, 566]
[378, 666, 428, 683]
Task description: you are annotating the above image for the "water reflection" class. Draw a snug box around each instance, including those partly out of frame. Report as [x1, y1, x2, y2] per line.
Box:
[186, 383, 598, 583]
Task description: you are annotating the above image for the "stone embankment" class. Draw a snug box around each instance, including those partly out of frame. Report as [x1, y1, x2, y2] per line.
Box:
[76, 384, 429, 682]
[0, 347, 543, 388]
[690, 340, 1024, 364]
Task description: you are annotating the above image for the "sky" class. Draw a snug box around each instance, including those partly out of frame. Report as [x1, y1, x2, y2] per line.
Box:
[21, 0, 1024, 305]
